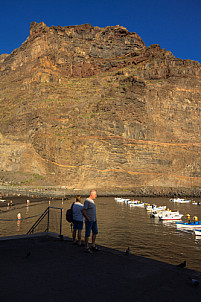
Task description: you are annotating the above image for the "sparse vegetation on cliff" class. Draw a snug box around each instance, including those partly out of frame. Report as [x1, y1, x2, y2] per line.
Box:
[0, 22, 201, 194]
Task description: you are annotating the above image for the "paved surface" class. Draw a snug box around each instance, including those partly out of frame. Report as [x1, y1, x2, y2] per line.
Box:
[0, 233, 201, 302]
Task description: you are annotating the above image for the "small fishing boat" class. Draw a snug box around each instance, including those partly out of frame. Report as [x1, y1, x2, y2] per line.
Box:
[150, 207, 167, 218]
[150, 211, 162, 218]
[159, 211, 183, 221]
[176, 221, 201, 230]
[129, 202, 145, 208]
[194, 229, 201, 236]
[128, 200, 140, 206]
[145, 204, 166, 212]
[114, 198, 130, 203]
[114, 197, 123, 202]
[156, 206, 166, 211]
[145, 204, 157, 211]
[192, 201, 201, 206]
[169, 198, 190, 203]
[124, 199, 133, 204]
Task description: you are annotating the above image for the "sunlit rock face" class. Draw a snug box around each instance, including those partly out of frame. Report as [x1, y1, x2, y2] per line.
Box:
[0, 22, 201, 195]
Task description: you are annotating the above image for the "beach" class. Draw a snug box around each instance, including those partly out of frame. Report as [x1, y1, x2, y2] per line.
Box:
[0, 195, 59, 208]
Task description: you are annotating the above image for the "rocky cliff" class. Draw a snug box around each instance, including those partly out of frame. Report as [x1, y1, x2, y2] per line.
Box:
[0, 22, 201, 195]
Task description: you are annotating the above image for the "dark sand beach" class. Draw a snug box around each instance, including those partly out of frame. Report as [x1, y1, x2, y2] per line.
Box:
[0, 233, 201, 302]
[0, 195, 59, 208]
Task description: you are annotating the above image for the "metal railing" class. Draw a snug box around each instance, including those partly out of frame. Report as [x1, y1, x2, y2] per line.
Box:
[27, 207, 63, 236]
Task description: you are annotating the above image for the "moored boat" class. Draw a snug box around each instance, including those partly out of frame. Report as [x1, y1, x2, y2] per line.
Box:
[169, 198, 190, 203]
[114, 198, 130, 203]
[194, 229, 201, 236]
[145, 204, 157, 211]
[176, 221, 201, 230]
[192, 201, 201, 206]
[146, 204, 166, 212]
[150, 211, 162, 218]
[159, 211, 183, 221]
[129, 201, 145, 207]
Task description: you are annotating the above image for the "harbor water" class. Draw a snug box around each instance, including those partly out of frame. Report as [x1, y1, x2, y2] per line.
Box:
[1, 196, 201, 271]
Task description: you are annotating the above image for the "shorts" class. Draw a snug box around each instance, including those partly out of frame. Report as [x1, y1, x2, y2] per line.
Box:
[85, 220, 98, 237]
[73, 220, 83, 231]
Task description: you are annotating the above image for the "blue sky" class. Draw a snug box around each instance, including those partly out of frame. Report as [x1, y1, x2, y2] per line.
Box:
[0, 0, 200, 63]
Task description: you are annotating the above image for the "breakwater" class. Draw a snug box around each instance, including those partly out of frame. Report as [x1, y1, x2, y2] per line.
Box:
[1, 185, 201, 198]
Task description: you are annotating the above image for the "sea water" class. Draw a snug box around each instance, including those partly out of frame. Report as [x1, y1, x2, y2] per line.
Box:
[1, 196, 201, 271]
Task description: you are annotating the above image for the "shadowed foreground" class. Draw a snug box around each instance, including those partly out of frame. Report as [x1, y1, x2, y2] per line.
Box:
[0, 234, 201, 302]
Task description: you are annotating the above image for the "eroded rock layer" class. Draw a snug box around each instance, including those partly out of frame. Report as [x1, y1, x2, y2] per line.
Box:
[0, 22, 201, 194]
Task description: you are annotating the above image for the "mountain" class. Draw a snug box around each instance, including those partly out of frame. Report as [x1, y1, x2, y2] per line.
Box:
[0, 22, 201, 195]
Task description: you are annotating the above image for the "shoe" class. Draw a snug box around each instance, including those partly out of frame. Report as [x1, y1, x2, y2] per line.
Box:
[91, 246, 101, 251]
[85, 248, 93, 254]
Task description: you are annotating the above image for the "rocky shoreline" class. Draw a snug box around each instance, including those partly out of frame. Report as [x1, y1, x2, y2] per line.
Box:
[1, 185, 201, 198]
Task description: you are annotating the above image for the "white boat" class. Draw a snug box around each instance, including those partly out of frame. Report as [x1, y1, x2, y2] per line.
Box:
[150, 207, 167, 218]
[194, 229, 201, 236]
[176, 221, 201, 230]
[124, 199, 132, 204]
[129, 202, 145, 208]
[145, 204, 157, 211]
[159, 211, 183, 221]
[192, 202, 201, 206]
[114, 198, 124, 203]
[156, 206, 166, 211]
[150, 210, 163, 218]
[134, 202, 145, 208]
[169, 198, 190, 203]
[114, 198, 130, 203]
[128, 200, 139, 206]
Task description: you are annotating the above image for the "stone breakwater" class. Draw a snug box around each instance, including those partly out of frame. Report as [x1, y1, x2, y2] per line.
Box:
[1, 185, 201, 198]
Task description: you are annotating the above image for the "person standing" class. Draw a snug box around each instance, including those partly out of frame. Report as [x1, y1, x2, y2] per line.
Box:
[72, 195, 84, 246]
[82, 189, 99, 252]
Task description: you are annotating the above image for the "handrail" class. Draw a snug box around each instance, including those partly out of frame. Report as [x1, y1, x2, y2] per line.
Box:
[27, 207, 63, 235]
[27, 208, 49, 234]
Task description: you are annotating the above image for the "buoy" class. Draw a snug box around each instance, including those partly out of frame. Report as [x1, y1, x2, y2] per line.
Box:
[16, 220, 21, 229]
[17, 213, 21, 220]
[193, 216, 198, 221]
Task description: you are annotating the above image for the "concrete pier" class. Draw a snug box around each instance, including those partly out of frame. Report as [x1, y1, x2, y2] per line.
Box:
[0, 233, 201, 302]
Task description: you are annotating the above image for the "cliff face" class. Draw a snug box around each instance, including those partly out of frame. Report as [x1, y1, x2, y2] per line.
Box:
[0, 22, 201, 194]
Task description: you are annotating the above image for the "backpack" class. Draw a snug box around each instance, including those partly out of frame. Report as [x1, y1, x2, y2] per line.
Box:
[66, 203, 74, 223]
